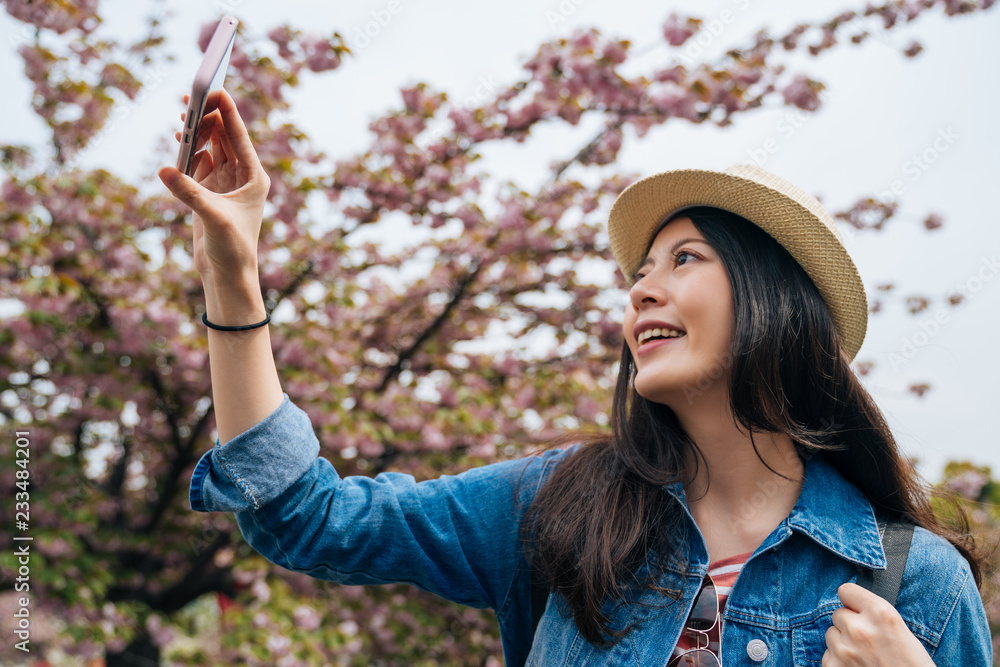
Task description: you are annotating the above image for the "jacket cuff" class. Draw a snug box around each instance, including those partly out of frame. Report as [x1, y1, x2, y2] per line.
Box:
[189, 393, 320, 513]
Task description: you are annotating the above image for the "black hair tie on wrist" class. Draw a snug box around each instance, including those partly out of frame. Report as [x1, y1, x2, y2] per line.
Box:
[202, 311, 271, 331]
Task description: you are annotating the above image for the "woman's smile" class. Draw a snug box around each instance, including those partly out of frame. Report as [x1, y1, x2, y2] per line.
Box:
[635, 333, 686, 356]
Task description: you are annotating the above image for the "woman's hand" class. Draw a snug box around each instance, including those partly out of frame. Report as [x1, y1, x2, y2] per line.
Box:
[158, 88, 271, 286]
[822, 583, 935, 666]
[158, 88, 284, 441]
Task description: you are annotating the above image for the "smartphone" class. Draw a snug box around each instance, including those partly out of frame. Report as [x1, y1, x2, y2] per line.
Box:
[176, 16, 239, 176]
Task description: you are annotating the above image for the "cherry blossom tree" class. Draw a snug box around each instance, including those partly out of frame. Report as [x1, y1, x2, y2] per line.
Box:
[0, 0, 996, 663]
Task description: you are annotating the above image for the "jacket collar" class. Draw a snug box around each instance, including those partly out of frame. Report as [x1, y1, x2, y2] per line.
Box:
[663, 452, 886, 569]
[786, 453, 886, 569]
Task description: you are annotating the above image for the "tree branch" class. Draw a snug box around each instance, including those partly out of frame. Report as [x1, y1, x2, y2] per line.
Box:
[549, 121, 618, 182]
[138, 366, 192, 534]
[106, 530, 233, 613]
[267, 259, 314, 311]
[375, 261, 483, 393]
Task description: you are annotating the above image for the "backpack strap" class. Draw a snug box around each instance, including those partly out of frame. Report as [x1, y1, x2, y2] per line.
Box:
[855, 518, 915, 607]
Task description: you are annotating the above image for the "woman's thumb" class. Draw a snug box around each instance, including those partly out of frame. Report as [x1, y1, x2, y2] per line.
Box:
[158, 166, 205, 210]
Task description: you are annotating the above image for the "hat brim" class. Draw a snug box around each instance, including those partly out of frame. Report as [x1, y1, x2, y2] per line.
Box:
[607, 167, 868, 361]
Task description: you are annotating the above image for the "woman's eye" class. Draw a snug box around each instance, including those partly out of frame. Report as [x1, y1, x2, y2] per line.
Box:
[674, 250, 697, 266]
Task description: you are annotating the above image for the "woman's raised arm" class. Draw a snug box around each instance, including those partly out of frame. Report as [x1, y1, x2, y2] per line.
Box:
[158, 88, 284, 444]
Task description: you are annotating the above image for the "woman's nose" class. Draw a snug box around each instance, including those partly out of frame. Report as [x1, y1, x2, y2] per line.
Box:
[629, 275, 664, 311]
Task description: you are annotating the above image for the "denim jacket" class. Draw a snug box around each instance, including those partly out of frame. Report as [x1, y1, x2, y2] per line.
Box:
[190, 394, 993, 666]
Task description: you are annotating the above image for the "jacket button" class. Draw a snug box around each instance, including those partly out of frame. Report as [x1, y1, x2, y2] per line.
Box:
[746, 639, 769, 662]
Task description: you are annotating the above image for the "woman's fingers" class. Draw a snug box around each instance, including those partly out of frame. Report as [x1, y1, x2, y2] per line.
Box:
[215, 115, 235, 166]
[158, 166, 212, 213]
[209, 122, 229, 168]
[207, 88, 263, 172]
[193, 110, 220, 151]
[193, 149, 214, 183]
[188, 89, 263, 177]
[162, 88, 267, 213]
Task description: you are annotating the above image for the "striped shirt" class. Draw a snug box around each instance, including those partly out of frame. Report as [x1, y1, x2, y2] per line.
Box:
[671, 551, 753, 662]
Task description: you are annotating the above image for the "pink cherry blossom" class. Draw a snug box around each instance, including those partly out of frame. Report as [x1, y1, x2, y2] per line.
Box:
[662, 12, 699, 47]
[781, 73, 824, 111]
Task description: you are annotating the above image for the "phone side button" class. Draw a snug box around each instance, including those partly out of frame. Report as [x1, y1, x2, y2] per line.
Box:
[183, 133, 191, 144]
[188, 115, 194, 129]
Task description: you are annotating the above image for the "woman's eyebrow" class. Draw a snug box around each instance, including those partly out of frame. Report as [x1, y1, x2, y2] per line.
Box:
[637, 237, 711, 271]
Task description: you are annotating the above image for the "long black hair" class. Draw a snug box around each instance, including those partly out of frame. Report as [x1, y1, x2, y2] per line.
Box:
[519, 206, 986, 646]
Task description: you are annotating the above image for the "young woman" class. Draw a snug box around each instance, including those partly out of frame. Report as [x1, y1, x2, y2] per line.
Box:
[160, 89, 993, 666]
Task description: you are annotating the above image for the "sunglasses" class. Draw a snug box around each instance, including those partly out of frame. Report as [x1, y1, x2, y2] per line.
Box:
[667, 574, 722, 667]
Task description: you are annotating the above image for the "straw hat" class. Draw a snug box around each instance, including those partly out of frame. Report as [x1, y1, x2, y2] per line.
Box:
[607, 163, 868, 361]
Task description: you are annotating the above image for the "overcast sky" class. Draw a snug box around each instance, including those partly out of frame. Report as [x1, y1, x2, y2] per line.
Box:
[3, 0, 998, 481]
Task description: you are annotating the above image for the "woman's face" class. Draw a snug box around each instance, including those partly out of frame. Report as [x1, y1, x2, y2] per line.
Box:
[622, 216, 734, 406]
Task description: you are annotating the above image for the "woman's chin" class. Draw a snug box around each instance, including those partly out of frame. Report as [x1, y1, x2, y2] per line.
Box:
[632, 380, 674, 406]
